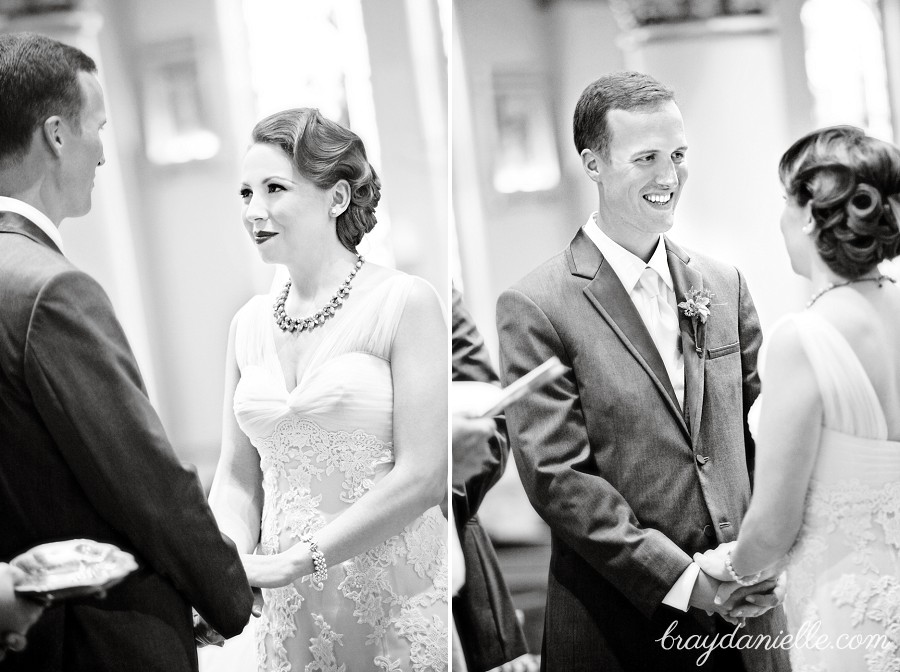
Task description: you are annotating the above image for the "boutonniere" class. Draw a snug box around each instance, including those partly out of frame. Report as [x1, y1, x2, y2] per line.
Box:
[678, 287, 713, 354]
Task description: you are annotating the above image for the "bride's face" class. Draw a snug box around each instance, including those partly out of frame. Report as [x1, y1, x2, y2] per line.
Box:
[780, 194, 814, 278]
[239, 143, 331, 265]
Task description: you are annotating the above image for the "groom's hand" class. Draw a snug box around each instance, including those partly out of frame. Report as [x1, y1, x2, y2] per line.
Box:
[687, 569, 723, 615]
[689, 570, 759, 625]
[193, 609, 225, 648]
[251, 587, 264, 618]
[717, 572, 786, 619]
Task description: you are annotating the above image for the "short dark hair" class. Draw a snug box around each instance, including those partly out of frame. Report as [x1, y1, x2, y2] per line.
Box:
[0, 32, 97, 164]
[251, 108, 381, 253]
[779, 125, 900, 279]
[573, 71, 675, 160]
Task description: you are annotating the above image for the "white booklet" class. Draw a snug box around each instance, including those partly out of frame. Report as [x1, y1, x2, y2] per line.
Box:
[451, 356, 567, 418]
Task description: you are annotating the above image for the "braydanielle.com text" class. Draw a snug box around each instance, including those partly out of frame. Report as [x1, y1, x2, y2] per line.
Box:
[656, 620, 892, 666]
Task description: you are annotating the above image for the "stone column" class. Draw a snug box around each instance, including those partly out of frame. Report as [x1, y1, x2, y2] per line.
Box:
[360, 0, 449, 303]
[1, 4, 158, 398]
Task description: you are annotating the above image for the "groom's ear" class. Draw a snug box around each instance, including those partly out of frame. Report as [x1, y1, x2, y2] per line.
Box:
[581, 148, 602, 183]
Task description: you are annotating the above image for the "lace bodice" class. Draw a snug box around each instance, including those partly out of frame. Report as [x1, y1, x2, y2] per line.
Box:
[778, 312, 900, 672]
[224, 271, 448, 672]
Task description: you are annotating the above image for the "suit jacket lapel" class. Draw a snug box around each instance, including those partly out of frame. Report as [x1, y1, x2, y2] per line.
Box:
[568, 229, 690, 441]
[0, 211, 62, 254]
[666, 237, 706, 445]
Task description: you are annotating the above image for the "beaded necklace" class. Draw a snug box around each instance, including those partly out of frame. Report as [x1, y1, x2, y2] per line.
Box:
[273, 254, 365, 332]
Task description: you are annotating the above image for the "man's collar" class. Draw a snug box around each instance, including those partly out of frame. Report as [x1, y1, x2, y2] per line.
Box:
[582, 214, 672, 293]
[0, 197, 64, 254]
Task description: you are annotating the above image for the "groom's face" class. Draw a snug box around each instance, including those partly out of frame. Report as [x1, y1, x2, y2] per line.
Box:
[590, 100, 688, 242]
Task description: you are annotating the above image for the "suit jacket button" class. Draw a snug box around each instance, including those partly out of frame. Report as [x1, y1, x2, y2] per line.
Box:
[696, 454, 709, 466]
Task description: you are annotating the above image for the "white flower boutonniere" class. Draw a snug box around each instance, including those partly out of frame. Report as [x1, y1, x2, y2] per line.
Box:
[678, 287, 713, 354]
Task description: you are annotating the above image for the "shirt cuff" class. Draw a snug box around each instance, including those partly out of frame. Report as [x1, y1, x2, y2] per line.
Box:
[661, 562, 701, 612]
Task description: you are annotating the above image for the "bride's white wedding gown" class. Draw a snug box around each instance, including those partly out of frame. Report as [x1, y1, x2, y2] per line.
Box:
[780, 311, 900, 672]
[202, 271, 448, 672]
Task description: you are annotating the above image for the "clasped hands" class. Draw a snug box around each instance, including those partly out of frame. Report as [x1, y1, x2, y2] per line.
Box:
[193, 587, 264, 648]
[196, 542, 313, 646]
[689, 541, 785, 625]
[193, 544, 315, 646]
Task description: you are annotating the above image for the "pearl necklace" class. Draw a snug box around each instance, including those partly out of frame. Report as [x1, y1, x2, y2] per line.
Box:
[273, 254, 365, 332]
[806, 274, 895, 308]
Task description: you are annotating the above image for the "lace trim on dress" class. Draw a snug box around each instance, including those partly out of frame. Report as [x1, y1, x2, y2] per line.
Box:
[258, 416, 394, 513]
[787, 476, 900, 672]
[307, 613, 347, 672]
[831, 574, 900, 671]
[253, 418, 448, 672]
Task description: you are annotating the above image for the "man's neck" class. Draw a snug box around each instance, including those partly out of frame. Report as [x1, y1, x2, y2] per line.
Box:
[592, 214, 660, 263]
[0, 153, 62, 226]
[0, 186, 60, 227]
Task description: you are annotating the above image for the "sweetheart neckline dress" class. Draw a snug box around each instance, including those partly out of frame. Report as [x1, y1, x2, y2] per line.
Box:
[205, 272, 448, 672]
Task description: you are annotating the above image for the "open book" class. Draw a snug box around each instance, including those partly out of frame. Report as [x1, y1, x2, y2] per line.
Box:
[451, 356, 567, 418]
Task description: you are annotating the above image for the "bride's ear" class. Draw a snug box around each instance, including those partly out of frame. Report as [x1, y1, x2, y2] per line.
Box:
[329, 180, 351, 217]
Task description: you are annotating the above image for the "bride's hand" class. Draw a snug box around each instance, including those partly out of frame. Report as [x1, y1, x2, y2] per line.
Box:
[693, 541, 735, 582]
[241, 553, 297, 589]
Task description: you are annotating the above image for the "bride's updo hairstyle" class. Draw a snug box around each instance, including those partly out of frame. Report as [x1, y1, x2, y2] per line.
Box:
[779, 125, 900, 278]
[251, 108, 381, 253]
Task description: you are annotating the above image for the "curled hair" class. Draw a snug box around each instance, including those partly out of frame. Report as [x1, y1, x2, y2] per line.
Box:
[573, 71, 675, 160]
[251, 108, 381, 252]
[0, 32, 97, 164]
[779, 125, 900, 278]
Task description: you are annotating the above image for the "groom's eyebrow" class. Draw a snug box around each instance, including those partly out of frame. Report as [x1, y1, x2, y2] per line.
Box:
[630, 144, 689, 157]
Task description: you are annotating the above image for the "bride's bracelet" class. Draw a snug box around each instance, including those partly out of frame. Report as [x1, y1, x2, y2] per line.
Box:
[301, 534, 327, 583]
[725, 549, 761, 587]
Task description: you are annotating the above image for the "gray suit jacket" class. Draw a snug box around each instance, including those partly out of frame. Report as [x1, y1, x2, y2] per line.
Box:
[497, 229, 789, 671]
[0, 211, 253, 671]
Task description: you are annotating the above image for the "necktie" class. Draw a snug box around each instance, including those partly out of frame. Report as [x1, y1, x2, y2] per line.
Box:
[635, 267, 683, 407]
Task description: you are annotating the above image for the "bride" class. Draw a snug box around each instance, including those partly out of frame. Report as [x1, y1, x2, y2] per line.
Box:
[201, 108, 448, 671]
[696, 126, 900, 671]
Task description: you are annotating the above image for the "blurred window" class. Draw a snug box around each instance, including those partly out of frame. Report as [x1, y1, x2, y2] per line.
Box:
[240, 0, 382, 164]
[802, 0, 894, 141]
[491, 71, 561, 195]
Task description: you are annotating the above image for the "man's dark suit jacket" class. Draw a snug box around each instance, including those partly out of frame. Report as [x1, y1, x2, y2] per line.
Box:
[451, 287, 529, 671]
[497, 230, 789, 671]
[0, 211, 253, 671]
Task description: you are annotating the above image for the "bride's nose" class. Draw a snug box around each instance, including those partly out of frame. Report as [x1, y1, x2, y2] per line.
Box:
[245, 196, 269, 225]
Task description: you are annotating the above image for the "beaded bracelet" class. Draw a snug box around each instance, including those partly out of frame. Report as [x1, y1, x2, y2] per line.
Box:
[301, 534, 327, 583]
[725, 549, 760, 587]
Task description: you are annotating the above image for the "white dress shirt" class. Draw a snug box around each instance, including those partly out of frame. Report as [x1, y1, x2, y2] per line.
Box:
[0, 196, 64, 254]
[582, 216, 684, 407]
[582, 215, 698, 611]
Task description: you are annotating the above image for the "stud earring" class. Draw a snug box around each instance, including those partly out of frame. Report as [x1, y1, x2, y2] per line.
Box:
[801, 221, 815, 235]
[330, 208, 337, 217]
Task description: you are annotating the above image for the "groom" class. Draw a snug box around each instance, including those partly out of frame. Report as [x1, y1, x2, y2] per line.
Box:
[0, 32, 252, 671]
[497, 72, 789, 671]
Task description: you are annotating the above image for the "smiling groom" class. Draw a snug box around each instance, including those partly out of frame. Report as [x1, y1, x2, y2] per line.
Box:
[497, 72, 790, 671]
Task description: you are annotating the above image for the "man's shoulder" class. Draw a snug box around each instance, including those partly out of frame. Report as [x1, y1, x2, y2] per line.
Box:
[674, 243, 745, 287]
[0, 235, 82, 301]
[502, 248, 573, 302]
